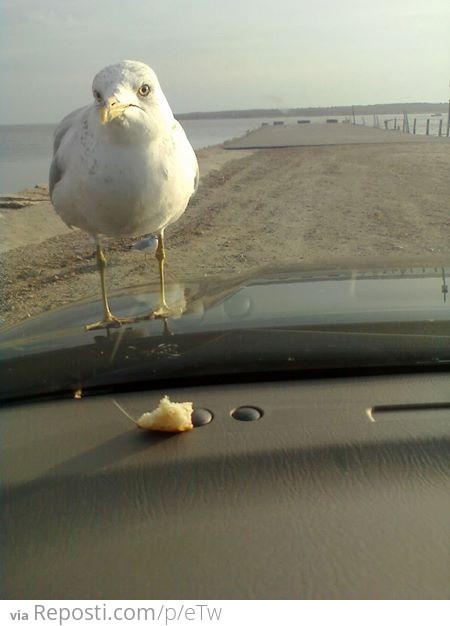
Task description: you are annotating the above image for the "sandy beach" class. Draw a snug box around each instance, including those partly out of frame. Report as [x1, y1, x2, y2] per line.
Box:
[1, 127, 449, 328]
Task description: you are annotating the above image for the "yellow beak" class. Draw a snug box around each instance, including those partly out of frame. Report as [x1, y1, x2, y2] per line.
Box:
[100, 97, 130, 124]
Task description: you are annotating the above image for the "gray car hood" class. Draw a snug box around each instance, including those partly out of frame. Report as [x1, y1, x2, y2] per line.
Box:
[1, 265, 449, 402]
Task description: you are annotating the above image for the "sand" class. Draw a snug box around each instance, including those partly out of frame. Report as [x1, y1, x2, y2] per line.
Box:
[0, 133, 449, 328]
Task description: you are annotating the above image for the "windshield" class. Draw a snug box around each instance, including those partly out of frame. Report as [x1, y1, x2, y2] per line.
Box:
[1, 1, 449, 401]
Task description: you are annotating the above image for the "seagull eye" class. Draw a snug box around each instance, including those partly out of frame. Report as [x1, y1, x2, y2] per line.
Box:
[138, 84, 151, 97]
[93, 90, 103, 103]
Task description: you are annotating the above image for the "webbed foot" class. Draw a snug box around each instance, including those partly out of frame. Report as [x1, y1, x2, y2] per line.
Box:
[85, 315, 122, 331]
[153, 304, 174, 318]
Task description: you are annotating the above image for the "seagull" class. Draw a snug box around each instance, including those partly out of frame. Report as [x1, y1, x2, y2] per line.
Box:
[130, 234, 158, 253]
[49, 60, 199, 330]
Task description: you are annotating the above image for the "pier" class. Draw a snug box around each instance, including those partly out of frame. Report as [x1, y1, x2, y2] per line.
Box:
[224, 122, 448, 150]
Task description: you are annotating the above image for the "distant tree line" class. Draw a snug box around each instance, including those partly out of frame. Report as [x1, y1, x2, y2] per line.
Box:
[176, 102, 447, 120]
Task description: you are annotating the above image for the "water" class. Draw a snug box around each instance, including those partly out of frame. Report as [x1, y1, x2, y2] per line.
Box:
[0, 124, 56, 195]
[0, 113, 447, 194]
[0, 118, 274, 194]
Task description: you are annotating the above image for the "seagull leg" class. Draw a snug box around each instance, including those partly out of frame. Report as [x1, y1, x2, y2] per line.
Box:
[108, 233, 171, 326]
[85, 242, 121, 331]
[153, 231, 172, 318]
[107, 233, 170, 326]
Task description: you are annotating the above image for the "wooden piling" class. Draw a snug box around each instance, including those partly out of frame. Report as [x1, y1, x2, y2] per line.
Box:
[426, 119, 430, 135]
[413, 118, 416, 134]
[404, 112, 410, 133]
[447, 99, 450, 137]
[438, 119, 443, 136]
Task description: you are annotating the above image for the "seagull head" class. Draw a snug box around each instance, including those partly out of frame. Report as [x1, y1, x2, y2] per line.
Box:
[92, 60, 174, 138]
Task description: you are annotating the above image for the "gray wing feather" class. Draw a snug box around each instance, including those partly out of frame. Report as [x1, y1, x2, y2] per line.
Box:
[172, 119, 199, 197]
[48, 158, 63, 200]
[49, 106, 88, 198]
[193, 162, 200, 195]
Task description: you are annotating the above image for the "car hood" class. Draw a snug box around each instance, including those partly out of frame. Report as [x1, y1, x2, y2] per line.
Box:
[1, 264, 449, 402]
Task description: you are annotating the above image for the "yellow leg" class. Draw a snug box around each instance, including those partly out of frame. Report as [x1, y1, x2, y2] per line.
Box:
[119, 232, 171, 322]
[95, 232, 176, 327]
[85, 243, 121, 331]
[153, 232, 172, 317]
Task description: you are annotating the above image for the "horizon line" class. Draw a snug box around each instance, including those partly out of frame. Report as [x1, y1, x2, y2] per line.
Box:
[1, 101, 448, 126]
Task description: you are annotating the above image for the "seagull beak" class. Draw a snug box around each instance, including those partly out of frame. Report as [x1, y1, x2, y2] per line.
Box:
[100, 97, 130, 124]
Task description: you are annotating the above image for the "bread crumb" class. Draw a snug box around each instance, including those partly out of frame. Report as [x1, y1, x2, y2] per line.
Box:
[137, 396, 194, 432]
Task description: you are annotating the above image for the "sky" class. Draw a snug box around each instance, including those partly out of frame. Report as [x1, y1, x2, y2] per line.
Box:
[1, 0, 449, 124]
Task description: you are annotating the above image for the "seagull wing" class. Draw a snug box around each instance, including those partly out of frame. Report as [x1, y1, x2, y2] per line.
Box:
[49, 106, 89, 199]
[193, 162, 200, 195]
[170, 120, 199, 198]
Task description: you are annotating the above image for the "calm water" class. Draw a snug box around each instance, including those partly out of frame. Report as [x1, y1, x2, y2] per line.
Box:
[0, 113, 446, 194]
[0, 118, 274, 194]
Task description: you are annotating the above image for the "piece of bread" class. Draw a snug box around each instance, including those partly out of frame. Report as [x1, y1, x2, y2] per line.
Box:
[137, 396, 194, 432]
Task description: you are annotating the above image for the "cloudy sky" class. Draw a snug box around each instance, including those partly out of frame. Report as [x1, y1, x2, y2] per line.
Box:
[1, 0, 449, 124]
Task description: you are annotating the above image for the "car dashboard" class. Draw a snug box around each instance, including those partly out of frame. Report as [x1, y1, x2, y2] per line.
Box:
[2, 371, 449, 599]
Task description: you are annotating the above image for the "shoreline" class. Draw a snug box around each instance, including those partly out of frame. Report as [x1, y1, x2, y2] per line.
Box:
[177, 102, 448, 120]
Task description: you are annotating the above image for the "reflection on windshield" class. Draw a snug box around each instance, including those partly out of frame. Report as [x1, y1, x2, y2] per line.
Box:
[1, 266, 449, 403]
